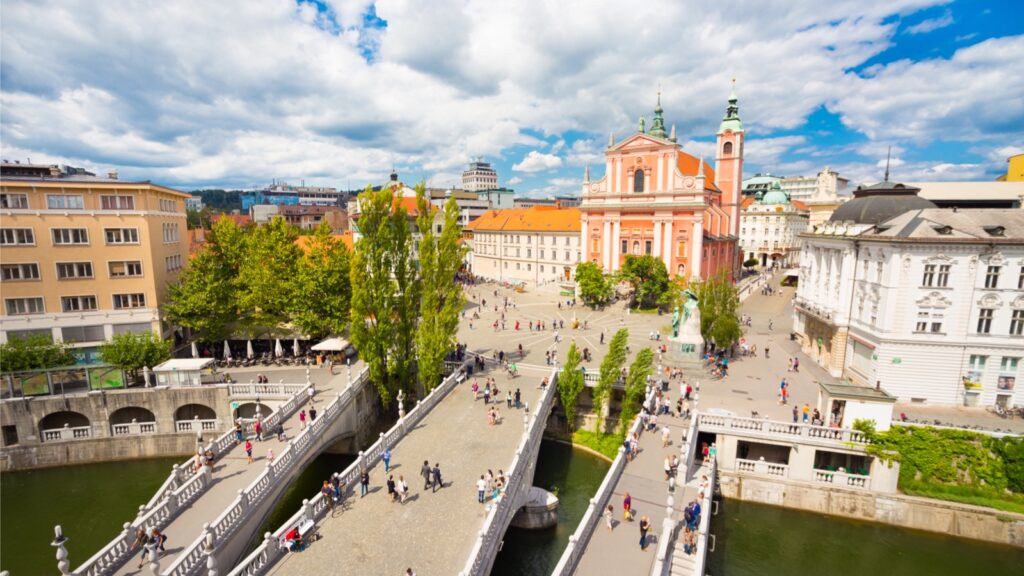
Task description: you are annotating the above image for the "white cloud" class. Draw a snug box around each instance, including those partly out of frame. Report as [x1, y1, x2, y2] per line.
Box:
[507, 176, 523, 185]
[904, 9, 954, 35]
[512, 150, 562, 173]
[744, 136, 807, 166]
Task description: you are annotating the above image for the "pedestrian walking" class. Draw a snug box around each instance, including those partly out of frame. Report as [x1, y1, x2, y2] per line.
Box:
[662, 424, 671, 447]
[792, 405, 799, 423]
[131, 527, 150, 569]
[802, 403, 811, 423]
[514, 388, 521, 409]
[254, 419, 262, 441]
[765, 346, 770, 359]
[477, 475, 487, 503]
[234, 422, 244, 444]
[383, 448, 392, 473]
[398, 475, 409, 503]
[245, 440, 253, 464]
[387, 475, 397, 502]
[309, 407, 317, 422]
[604, 504, 615, 531]
[360, 469, 370, 497]
[506, 391, 513, 409]
[421, 460, 432, 490]
[432, 463, 443, 492]
[623, 492, 633, 521]
[150, 527, 167, 556]
[299, 409, 307, 429]
[639, 516, 651, 549]
[307, 385, 316, 403]
[267, 448, 275, 464]
[322, 481, 335, 511]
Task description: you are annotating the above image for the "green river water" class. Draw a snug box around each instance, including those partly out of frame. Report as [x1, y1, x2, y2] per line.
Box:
[5, 447, 1024, 576]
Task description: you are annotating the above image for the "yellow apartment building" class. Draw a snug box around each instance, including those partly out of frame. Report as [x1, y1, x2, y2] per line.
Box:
[0, 162, 190, 361]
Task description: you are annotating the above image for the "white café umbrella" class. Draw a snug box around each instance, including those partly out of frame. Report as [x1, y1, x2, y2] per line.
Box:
[223, 340, 231, 359]
[275, 339, 284, 358]
[246, 340, 254, 359]
[191, 341, 199, 359]
[292, 338, 301, 357]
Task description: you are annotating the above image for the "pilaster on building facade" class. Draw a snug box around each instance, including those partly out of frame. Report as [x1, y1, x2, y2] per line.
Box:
[579, 88, 743, 280]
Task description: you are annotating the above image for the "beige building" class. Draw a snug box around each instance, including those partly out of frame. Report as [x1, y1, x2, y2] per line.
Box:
[464, 206, 582, 284]
[0, 163, 189, 361]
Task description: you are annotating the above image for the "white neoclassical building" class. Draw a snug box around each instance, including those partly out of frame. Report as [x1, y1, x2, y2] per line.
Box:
[464, 205, 583, 284]
[739, 181, 808, 268]
[793, 182, 1024, 408]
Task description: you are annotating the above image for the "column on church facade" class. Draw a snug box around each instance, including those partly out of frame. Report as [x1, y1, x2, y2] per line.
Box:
[662, 220, 673, 272]
[611, 218, 621, 271]
[603, 220, 612, 270]
[690, 217, 703, 279]
[653, 220, 663, 260]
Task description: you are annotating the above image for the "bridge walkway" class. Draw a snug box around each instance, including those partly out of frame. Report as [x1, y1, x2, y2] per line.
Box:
[574, 405, 695, 576]
[112, 365, 359, 576]
[265, 365, 546, 576]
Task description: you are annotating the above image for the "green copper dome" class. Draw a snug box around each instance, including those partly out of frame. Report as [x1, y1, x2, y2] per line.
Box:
[760, 181, 789, 205]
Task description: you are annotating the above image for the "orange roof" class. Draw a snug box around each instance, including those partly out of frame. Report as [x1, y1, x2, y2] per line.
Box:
[393, 195, 437, 217]
[791, 200, 808, 211]
[466, 205, 581, 233]
[294, 230, 354, 253]
[677, 152, 716, 182]
[211, 213, 252, 226]
[741, 196, 757, 209]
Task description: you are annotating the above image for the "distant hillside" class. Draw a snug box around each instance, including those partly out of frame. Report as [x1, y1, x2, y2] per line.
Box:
[191, 189, 242, 212]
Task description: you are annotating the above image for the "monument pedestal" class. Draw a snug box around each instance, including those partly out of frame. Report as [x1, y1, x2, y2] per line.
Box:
[666, 333, 703, 364]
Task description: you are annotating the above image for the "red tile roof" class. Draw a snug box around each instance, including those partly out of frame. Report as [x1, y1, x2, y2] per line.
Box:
[466, 205, 581, 233]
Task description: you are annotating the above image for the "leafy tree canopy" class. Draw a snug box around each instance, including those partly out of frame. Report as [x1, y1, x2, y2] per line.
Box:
[576, 261, 613, 307]
[558, 342, 585, 431]
[98, 332, 172, 377]
[619, 255, 670, 309]
[0, 334, 77, 373]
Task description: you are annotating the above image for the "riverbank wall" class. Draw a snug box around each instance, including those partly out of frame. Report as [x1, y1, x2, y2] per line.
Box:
[2, 433, 200, 470]
[718, 471, 1024, 548]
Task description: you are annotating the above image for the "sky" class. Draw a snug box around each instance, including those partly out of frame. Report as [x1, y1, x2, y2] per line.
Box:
[1, 0, 1022, 198]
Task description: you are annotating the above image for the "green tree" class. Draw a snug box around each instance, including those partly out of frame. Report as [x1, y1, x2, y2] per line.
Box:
[0, 334, 77, 373]
[619, 255, 671, 309]
[236, 216, 301, 333]
[619, 347, 653, 434]
[98, 332, 172, 382]
[415, 188, 466, 393]
[290, 222, 352, 338]
[576, 261, 613, 307]
[558, 342, 585, 431]
[389, 196, 420, 396]
[743, 257, 759, 269]
[165, 217, 247, 341]
[593, 328, 629, 432]
[688, 270, 744, 349]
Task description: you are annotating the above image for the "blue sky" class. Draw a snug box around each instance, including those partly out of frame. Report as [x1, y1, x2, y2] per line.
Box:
[1, 0, 1021, 197]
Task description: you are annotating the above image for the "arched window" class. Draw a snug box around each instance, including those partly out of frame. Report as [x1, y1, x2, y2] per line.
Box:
[723, 141, 733, 155]
[633, 169, 645, 193]
[632, 241, 641, 255]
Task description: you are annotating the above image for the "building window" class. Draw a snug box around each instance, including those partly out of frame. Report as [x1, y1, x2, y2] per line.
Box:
[931, 322, 942, 333]
[985, 266, 1000, 288]
[937, 264, 951, 287]
[61, 295, 98, 312]
[1011, 310, 1024, 336]
[100, 195, 135, 210]
[516, 263, 520, 270]
[162, 223, 180, 243]
[632, 241, 641, 255]
[62, 325, 106, 342]
[56, 262, 94, 279]
[112, 293, 146, 309]
[515, 248, 520, 257]
[967, 355, 987, 383]
[160, 199, 177, 212]
[621, 240, 628, 254]
[576, 251, 581, 262]
[527, 264, 531, 271]
[565, 236, 571, 246]
[977, 308, 994, 334]
[1, 193, 29, 209]
[166, 254, 183, 273]
[723, 141, 733, 155]
[5, 297, 45, 315]
[540, 265, 545, 273]
[564, 250, 570, 262]
[1000, 357, 1019, 391]
[916, 321, 927, 332]
[1018, 266, 1024, 289]
[633, 169, 644, 193]
[109, 261, 144, 278]
[105, 228, 140, 244]
[677, 241, 686, 258]
[1, 228, 35, 245]
[644, 240, 652, 255]
[1, 263, 40, 281]
[922, 264, 935, 287]
[590, 239, 598, 253]
[52, 228, 89, 245]
[47, 194, 85, 210]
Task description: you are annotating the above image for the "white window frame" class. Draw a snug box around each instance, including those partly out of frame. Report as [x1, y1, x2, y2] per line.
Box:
[61, 295, 98, 312]
[1, 193, 29, 209]
[104, 228, 140, 245]
[46, 194, 85, 210]
[112, 293, 147, 309]
[100, 195, 136, 210]
[1, 262, 41, 281]
[51, 228, 90, 245]
[0, 228, 35, 245]
[55, 261, 94, 280]
[108, 260, 144, 278]
[5, 297, 45, 315]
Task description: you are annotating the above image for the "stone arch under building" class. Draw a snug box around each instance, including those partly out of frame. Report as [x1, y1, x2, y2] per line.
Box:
[235, 402, 272, 419]
[174, 403, 217, 421]
[39, 411, 90, 434]
[110, 406, 157, 425]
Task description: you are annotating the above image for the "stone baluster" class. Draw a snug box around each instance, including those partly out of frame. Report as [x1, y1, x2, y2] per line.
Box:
[52, 525, 70, 575]
[263, 531, 277, 554]
[302, 498, 314, 523]
[203, 522, 217, 576]
[167, 490, 179, 515]
[238, 489, 249, 511]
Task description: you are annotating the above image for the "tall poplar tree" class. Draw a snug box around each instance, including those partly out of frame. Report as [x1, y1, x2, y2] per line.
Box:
[619, 347, 653, 434]
[415, 188, 466, 392]
[389, 196, 420, 395]
[593, 328, 629, 432]
[290, 222, 352, 338]
[237, 216, 301, 333]
[558, 342, 585, 431]
[350, 186, 400, 404]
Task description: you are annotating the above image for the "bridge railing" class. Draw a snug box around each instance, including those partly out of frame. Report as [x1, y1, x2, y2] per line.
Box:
[71, 380, 317, 576]
[41, 424, 92, 442]
[695, 413, 872, 445]
[459, 365, 559, 576]
[225, 362, 469, 576]
[163, 368, 370, 576]
[227, 383, 308, 398]
[550, 383, 658, 576]
[111, 420, 158, 436]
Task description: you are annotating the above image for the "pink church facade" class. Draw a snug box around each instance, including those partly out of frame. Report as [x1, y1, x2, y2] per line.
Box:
[580, 90, 745, 280]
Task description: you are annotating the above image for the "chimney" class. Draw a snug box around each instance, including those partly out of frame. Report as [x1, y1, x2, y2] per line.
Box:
[108, 169, 119, 180]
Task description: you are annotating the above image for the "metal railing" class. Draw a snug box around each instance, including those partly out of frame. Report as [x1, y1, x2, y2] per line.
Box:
[225, 363, 468, 576]
[71, 380, 318, 576]
[550, 384, 659, 576]
[163, 368, 371, 576]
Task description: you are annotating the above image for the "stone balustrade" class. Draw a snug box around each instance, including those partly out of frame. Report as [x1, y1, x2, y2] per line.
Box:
[226, 363, 469, 576]
[550, 384, 658, 576]
[227, 383, 308, 398]
[813, 468, 869, 489]
[71, 381, 318, 576]
[41, 424, 92, 442]
[735, 457, 789, 478]
[111, 420, 158, 436]
[696, 413, 871, 445]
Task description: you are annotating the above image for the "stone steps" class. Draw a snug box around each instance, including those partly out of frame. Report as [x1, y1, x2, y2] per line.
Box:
[670, 549, 696, 575]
